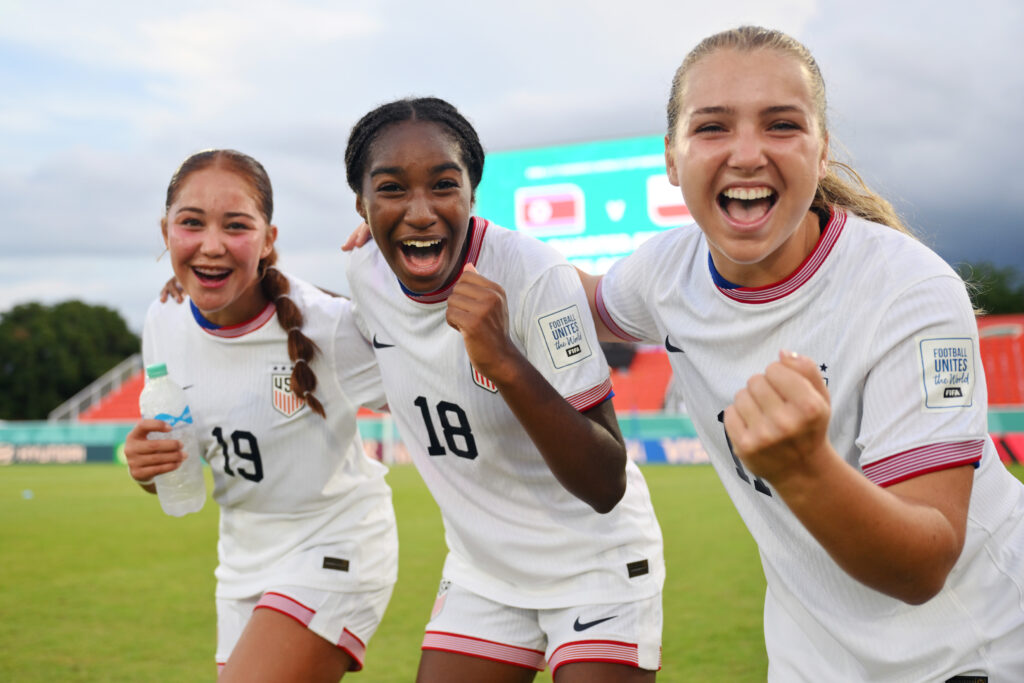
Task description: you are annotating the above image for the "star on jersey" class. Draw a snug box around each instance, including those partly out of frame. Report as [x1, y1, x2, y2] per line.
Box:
[819, 362, 830, 387]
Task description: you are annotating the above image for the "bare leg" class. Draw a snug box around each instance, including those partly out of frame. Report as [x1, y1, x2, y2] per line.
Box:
[417, 649, 539, 683]
[555, 662, 656, 683]
[219, 608, 353, 683]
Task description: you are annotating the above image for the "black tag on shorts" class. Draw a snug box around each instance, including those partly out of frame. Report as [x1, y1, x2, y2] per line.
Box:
[626, 559, 649, 578]
[323, 556, 350, 572]
[945, 677, 987, 683]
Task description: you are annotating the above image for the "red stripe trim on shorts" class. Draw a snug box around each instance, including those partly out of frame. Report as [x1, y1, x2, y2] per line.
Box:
[256, 591, 316, 626]
[548, 639, 645, 676]
[422, 631, 546, 671]
[255, 592, 367, 670]
[337, 628, 367, 671]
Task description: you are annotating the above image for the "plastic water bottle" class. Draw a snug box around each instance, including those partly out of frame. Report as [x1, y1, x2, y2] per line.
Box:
[139, 363, 206, 516]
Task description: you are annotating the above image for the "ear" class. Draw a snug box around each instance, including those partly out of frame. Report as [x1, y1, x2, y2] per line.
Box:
[818, 132, 830, 180]
[664, 134, 681, 187]
[160, 216, 170, 246]
[355, 194, 367, 221]
[262, 224, 278, 260]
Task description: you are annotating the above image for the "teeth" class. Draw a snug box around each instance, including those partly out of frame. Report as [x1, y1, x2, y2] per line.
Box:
[402, 239, 441, 248]
[722, 187, 774, 201]
[194, 266, 229, 275]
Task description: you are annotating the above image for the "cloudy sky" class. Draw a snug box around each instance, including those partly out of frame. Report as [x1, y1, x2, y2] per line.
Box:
[2, 0, 1022, 334]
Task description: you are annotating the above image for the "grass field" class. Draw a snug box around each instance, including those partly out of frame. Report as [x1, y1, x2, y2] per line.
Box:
[2, 463, 1021, 682]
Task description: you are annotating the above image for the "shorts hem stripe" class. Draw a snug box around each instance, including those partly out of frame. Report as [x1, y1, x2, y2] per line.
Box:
[255, 592, 315, 627]
[337, 628, 367, 671]
[549, 640, 642, 675]
[422, 631, 546, 670]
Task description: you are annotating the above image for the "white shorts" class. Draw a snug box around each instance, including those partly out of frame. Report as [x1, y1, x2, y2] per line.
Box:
[422, 579, 662, 676]
[215, 583, 394, 671]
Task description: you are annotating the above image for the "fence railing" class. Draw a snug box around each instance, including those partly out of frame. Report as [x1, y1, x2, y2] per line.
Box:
[47, 353, 143, 422]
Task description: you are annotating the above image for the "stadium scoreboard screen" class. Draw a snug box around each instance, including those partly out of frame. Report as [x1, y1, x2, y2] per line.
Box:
[475, 134, 694, 273]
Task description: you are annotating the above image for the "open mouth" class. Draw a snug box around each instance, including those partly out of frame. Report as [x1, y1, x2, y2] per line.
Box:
[718, 187, 778, 223]
[192, 266, 231, 284]
[398, 237, 447, 276]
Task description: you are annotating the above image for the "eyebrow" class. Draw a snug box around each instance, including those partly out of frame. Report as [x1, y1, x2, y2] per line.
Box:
[369, 161, 464, 178]
[175, 207, 256, 219]
[691, 104, 806, 116]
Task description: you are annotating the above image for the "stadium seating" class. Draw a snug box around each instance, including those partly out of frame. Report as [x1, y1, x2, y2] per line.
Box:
[77, 371, 144, 422]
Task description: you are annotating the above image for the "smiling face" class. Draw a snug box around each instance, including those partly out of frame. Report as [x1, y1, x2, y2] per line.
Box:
[356, 120, 474, 293]
[162, 166, 277, 325]
[666, 47, 829, 287]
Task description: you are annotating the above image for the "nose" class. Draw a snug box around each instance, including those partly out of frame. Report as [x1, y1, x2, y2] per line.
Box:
[728, 125, 767, 172]
[199, 226, 227, 256]
[404, 190, 437, 228]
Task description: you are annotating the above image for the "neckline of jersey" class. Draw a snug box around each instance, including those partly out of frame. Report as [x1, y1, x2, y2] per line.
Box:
[190, 299, 276, 338]
[399, 217, 489, 304]
[710, 206, 845, 304]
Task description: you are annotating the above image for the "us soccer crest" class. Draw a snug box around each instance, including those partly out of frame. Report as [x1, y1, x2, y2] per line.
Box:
[271, 366, 306, 417]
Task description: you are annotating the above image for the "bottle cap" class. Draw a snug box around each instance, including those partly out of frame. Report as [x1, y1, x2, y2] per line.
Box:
[145, 363, 168, 378]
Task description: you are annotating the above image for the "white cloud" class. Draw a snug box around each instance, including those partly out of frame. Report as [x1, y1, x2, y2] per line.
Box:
[1, 0, 1022, 331]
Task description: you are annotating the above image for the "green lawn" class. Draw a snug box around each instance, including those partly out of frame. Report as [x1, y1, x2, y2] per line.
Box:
[1, 463, 1020, 681]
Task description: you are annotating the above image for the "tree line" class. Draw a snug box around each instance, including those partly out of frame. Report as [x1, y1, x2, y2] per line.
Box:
[0, 261, 1021, 420]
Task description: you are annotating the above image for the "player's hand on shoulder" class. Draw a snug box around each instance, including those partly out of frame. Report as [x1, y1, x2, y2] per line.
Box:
[124, 419, 186, 484]
[722, 350, 832, 485]
[446, 263, 519, 383]
[159, 277, 184, 304]
[341, 222, 373, 252]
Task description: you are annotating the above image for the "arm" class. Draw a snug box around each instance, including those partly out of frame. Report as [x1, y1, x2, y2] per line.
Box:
[723, 351, 970, 604]
[574, 266, 621, 343]
[447, 264, 627, 513]
[123, 419, 188, 494]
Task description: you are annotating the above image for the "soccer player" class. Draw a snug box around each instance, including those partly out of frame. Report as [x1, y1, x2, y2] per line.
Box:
[344, 97, 665, 682]
[124, 150, 399, 682]
[581, 26, 1024, 681]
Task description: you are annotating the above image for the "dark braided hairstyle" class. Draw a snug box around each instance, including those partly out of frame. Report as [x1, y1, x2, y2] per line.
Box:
[164, 149, 326, 417]
[344, 97, 485, 196]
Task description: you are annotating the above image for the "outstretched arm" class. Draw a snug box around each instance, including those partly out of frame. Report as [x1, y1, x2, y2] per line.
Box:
[574, 267, 621, 343]
[723, 351, 971, 604]
[447, 264, 626, 513]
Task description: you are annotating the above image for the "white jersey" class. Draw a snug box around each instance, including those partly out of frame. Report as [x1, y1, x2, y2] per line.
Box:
[598, 208, 1024, 681]
[142, 273, 398, 600]
[347, 218, 664, 609]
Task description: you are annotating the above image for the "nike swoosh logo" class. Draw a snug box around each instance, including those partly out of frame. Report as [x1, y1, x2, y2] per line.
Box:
[372, 334, 395, 349]
[573, 615, 617, 632]
[182, 385, 194, 390]
[665, 336, 684, 353]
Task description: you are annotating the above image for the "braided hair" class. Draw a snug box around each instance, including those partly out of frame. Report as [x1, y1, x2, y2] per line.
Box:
[345, 97, 485, 196]
[165, 149, 326, 417]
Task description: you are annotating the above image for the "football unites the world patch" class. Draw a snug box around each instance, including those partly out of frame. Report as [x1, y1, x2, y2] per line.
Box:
[537, 304, 593, 370]
[917, 337, 975, 409]
[271, 367, 306, 417]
